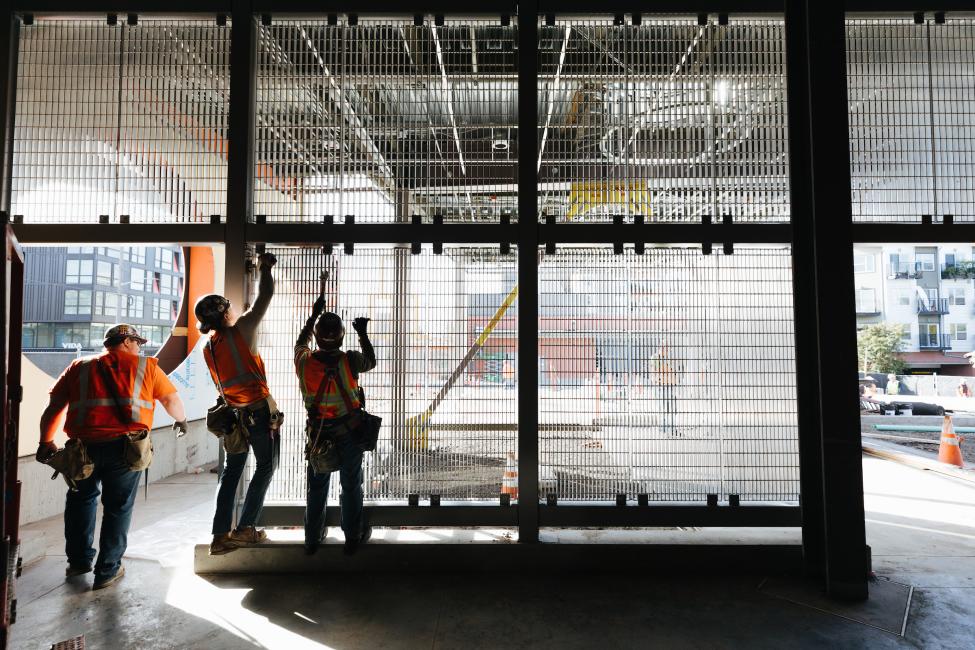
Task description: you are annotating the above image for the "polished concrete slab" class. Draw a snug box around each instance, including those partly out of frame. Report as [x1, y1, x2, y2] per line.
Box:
[9, 456, 975, 649]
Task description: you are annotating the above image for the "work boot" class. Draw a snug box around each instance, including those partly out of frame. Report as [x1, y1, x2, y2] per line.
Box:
[343, 526, 372, 556]
[65, 562, 92, 578]
[230, 526, 268, 545]
[209, 533, 239, 556]
[92, 564, 125, 591]
[304, 543, 319, 556]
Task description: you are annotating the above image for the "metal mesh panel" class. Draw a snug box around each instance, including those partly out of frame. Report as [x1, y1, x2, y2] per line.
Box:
[538, 246, 799, 502]
[254, 16, 517, 223]
[846, 18, 934, 222]
[537, 16, 789, 223]
[12, 18, 230, 223]
[931, 18, 975, 220]
[253, 245, 518, 503]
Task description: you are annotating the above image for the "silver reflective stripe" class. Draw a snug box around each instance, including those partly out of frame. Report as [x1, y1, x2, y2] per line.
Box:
[76, 397, 154, 409]
[73, 360, 93, 426]
[226, 330, 248, 375]
[943, 437, 960, 447]
[130, 356, 148, 420]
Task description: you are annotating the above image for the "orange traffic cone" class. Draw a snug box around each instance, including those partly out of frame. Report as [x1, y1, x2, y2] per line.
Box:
[938, 415, 965, 468]
[501, 452, 518, 501]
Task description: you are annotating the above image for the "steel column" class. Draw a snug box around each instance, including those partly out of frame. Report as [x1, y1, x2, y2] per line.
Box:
[517, 2, 539, 543]
[0, 12, 18, 218]
[804, 0, 868, 600]
[784, 0, 825, 578]
[225, 0, 256, 308]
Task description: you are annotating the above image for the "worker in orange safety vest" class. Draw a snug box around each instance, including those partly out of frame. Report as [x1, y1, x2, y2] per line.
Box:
[36, 324, 187, 590]
[196, 252, 281, 555]
[298, 272, 376, 556]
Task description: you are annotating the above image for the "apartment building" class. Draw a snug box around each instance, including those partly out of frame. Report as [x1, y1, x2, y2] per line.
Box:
[854, 245, 975, 374]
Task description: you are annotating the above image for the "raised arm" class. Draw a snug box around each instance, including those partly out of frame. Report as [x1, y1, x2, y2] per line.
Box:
[349, 317, 377, 374]
[295, 270, 329, 364]
[236, 253, 276, 350]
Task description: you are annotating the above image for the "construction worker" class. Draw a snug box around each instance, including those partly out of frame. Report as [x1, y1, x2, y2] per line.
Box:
[35, 324, 188, 590]
[197, 252, 280, 555]
[650, 343, 683, 436]
[299, 281, 376, 556]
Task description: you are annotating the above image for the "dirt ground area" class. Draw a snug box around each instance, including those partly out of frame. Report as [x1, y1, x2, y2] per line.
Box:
[860, 415, 975, 460]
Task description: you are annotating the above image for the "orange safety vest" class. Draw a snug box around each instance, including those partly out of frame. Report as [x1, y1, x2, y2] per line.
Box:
[299, 352, 361, 419]
[203, 326, 270, 407]
[64, 352, 158, 438]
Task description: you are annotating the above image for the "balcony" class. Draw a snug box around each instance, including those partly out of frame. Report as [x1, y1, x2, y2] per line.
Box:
[941, 263, 975, 280]
[855, 301, 881, 316]
[917, 298, 950, 315]
[886, 263, 921, 280]
[919, 333, 952, 350]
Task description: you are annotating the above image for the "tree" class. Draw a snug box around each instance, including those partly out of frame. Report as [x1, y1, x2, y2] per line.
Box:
[857, 323, 906, 374]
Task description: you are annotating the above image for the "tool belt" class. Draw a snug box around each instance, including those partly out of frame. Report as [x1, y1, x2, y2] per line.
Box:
[45, 438, 94, 491]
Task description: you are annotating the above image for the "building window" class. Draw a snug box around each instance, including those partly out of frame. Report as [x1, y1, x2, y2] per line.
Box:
[916, 253, 936, 271]
[945, 253, 956, 268]
[949, 287, 966, 306]
[893, 289, 911, 306]
[65, 259, 93, 284]
[125, 247, 146, 264]
[856, 288, 877, 312]
[853, 254, 876, 273]
[96, 261, 117, 287]
[152, 299, 170, 320]
[130, 267, 148, 292]
[951, 324, 968, 341]
[98, 247, 121, 259]
[123, 295, 144, 319]
[67, 246, 94, 254]
[158, 273, 173, 296]
[93, 292, 118, 317]
[900, 326, 912, 343]
[64, 290, 92, 316]
[155, 248, 175, 271]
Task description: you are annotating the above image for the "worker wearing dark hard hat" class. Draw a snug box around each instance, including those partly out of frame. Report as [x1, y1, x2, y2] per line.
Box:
[197, 252, 282, 556]
[35, 324, 188, 590]
[299, 270, 376, 556]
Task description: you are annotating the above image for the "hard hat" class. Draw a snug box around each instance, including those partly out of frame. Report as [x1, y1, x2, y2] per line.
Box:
[104, 323, 148, 346]
[315, 312, 345, 349]
[195, 294, 231, 333]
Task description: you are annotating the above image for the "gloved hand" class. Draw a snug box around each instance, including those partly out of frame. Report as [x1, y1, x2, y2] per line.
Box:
[35, 441, 57, 464]
[258, 252, 277, 270]
[172, 420, 188, 437]
[353, 317, 370, 334]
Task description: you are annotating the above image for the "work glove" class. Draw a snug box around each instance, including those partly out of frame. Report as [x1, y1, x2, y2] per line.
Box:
[313, 295, 326, 315]
[172, 420, 189, 438]
[35, 441, 57, 464]
[353, 317, 370, 335]
[258, 252, 277, 270]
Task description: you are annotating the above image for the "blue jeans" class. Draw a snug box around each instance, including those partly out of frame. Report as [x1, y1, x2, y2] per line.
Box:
[64, 437, 141, 581]
[304, 431, 364, 545]
[212, 404, 276, 535]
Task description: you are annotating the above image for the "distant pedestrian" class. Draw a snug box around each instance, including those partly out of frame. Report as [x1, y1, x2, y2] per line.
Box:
[650, 343, 683, 436]
[957, 381, 972, 398]
[886, 374, 901, 396]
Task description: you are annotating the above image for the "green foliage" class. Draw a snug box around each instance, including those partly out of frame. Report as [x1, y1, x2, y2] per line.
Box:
[857, 323, 906, 374]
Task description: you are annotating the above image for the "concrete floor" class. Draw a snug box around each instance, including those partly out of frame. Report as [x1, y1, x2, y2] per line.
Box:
[10, 456, 975, 649]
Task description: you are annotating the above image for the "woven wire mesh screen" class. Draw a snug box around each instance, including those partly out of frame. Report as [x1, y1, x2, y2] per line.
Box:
[537, 16, 789, 224]
[847, 18, 934, 222]
[931, 18, 975, 220]
[12, 18, 230, 223]
[254, 16, 517, 223]
[538, 246, 799, 502]
[251, 245, 518, 503]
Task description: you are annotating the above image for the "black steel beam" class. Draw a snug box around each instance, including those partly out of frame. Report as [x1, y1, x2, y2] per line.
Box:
[246, 223, 519, 245]
[805, 0, 868, 601]
[536, 1, 784, 13]
[539, 223, 793, 245]
[257, 503, 800, 527]
[251, 1, 518, 13]
[10, 223, 226, 244]
[785, 0, 826, 578]
[517, 0, 540, 544]
[12, 1, 232, 12]
[538, 505, 801, 527]
[852, 223, 975, 243]
[224, 0, 255, 308]
[259, 504, 519, 527]
[845, 1, 975, 12]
